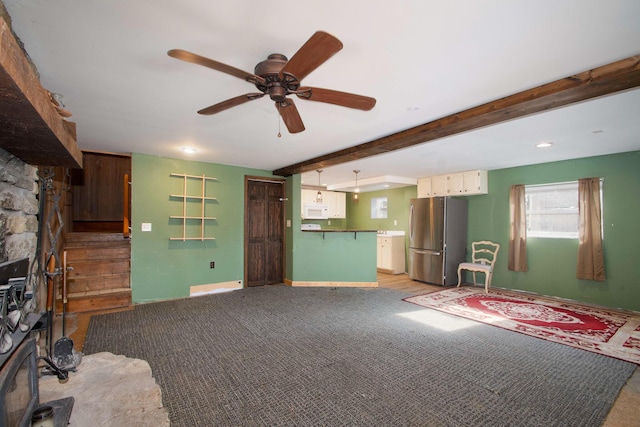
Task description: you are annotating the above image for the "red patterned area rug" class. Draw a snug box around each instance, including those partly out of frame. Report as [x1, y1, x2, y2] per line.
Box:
[403, 287, 640, 365]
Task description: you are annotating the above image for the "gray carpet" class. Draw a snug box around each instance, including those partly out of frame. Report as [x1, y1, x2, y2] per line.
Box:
[83, 285, 635, 426]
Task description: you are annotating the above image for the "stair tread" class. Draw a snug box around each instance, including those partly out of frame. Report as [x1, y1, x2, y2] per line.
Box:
[66, 232, 130, 242]
[62, 288, 132, 298]
[68, 271, 130, 278]
[67, 261, 130, 265]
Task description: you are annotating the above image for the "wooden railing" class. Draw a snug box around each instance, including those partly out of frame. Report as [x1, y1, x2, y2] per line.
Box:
[123, 173, 130, 238]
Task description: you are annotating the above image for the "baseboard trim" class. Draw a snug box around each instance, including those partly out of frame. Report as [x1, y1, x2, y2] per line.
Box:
[190, 280, 243, 296]
[283, 279, 378, 288]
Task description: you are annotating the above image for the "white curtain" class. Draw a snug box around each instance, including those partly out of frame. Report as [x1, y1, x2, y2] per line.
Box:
[576, 177, 605, 281]
[508, 184, 528, 272]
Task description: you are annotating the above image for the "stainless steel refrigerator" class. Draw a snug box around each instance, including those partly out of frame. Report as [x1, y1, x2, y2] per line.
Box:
[408, 197, 468, 286]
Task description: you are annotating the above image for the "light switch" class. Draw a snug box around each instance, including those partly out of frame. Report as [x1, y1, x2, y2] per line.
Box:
[394, 220, 398, 226]
[286, 220, 291, 228]
[141, 223, 152, 232]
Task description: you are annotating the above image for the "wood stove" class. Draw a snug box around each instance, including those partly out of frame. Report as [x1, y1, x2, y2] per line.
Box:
[0, 258, 73, 426]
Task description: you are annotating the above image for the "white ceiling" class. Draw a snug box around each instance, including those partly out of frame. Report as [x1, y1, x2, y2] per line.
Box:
[4, 0, 640, 190]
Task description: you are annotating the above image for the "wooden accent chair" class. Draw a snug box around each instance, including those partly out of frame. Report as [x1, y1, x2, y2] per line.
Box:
[457, 241, 500, 293]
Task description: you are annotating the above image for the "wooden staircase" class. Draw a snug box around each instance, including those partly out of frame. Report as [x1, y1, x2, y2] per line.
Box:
[57, 232, 132, 313]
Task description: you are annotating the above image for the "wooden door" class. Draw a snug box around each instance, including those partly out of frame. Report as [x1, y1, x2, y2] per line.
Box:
[245, 177, 285, 287]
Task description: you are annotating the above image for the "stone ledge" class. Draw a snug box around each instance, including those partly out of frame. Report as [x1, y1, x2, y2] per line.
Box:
[39, 352, 170, 426]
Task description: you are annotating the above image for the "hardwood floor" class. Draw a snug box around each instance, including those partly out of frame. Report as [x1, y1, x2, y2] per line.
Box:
[376, 272, 443, 295]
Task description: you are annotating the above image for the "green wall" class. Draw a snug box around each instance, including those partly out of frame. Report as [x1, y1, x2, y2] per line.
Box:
[131, 153, 274, 303]
[340, 151, 640, 311]
[347, 186, 417, 272]
[289, 176, 377, 283]
[132, 150, 639, 310]
[346, 186, 417, 232]
[131, 154, 377, 303]
[467, 151, 640, 311]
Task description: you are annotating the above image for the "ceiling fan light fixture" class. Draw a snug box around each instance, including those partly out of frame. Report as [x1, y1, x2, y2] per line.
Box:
[536, 141, 553, 148]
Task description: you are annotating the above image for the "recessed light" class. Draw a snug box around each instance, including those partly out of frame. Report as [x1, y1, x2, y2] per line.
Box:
[593, 129, 604, 134]
[535, 142, 553, 148]
[182, 147, 197, 154]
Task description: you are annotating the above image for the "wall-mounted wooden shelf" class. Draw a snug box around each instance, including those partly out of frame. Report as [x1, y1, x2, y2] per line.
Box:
[169, 173, 217, 241]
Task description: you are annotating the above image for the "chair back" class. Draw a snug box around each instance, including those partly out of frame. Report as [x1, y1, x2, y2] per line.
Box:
[471, 241, 500, 268]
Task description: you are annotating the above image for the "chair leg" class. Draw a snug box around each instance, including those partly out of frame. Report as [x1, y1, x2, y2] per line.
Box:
[457, 267, 463, 287]
[485, 272, 492, 293]
[472, 271, 477, 286]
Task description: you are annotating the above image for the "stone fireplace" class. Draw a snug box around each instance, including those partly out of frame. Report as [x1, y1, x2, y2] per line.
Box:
[0, 148, 38, 265]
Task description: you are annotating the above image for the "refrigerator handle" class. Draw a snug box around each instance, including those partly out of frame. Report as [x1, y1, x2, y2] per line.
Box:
[409, 203, 414, 241]
[412, 249, 442, 256]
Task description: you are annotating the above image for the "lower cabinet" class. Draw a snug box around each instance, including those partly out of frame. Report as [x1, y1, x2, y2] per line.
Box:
[377, 235, 406, 274]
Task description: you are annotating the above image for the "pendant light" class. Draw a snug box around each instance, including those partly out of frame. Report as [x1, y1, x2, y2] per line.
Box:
[315, 170, 323, 204]
[353, 170, 360, 201]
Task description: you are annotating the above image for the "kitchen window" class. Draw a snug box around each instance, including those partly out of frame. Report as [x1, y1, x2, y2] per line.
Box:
[371, 197, 388, 219]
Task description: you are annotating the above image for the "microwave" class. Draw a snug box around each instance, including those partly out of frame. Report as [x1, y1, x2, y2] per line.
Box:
[303, 204, 328, 219]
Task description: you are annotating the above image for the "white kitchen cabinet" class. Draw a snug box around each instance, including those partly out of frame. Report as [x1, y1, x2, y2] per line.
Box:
[462, 170, 488, 194]
[431, 175, 448, 196]
[325, 191, 346, 218]
[419, 170, 488, 197]
[447, 173, 464, 195]
[377, 235, 406, 274]
[417, 177, 432, 197]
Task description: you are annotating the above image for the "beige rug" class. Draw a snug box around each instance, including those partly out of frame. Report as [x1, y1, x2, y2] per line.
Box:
[39, 352, 169, 426]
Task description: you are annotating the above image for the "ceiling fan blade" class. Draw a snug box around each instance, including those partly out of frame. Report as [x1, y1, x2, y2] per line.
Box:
[280, 31, 343, 81]
[168, 49, 266, 86]
[198, 93, 264, 115]
[296, 87, 376, 110]
[277, 99, 305, 133]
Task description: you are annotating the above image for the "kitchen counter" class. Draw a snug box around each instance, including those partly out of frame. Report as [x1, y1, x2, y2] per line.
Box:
[301, 229, 377, 239]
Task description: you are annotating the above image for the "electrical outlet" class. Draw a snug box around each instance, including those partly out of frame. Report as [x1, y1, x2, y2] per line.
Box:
[210, 261, 215, 269]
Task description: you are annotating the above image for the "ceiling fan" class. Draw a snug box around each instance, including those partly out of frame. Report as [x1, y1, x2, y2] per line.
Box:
[168, 31, 376, 134]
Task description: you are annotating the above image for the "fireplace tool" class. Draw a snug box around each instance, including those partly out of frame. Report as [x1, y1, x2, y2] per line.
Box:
[53, 250, 77, 371]
[0, 286, 13, 354]
[37, 168, 81, 376]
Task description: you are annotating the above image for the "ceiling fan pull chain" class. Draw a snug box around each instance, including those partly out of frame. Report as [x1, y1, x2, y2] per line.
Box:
[277, 103, 282, 138]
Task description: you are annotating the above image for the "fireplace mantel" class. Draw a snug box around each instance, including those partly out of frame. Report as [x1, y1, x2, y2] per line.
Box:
[0, 16, 82, 169]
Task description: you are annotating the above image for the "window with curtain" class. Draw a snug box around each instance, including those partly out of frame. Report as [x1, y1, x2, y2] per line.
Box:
[524, 180, 603, 239]
[516, 179, 605, 281]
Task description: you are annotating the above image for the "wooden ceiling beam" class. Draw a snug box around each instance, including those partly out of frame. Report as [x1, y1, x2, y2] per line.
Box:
[0, 17, 82, 168]
[273, 54, 640, 177]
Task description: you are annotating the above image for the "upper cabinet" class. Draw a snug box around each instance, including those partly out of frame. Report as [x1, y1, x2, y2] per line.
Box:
[417, 170, 488, 197]
[417, 177, 432, 198]
[325, 191, 346, 218]
[462, 170, 488, 194]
